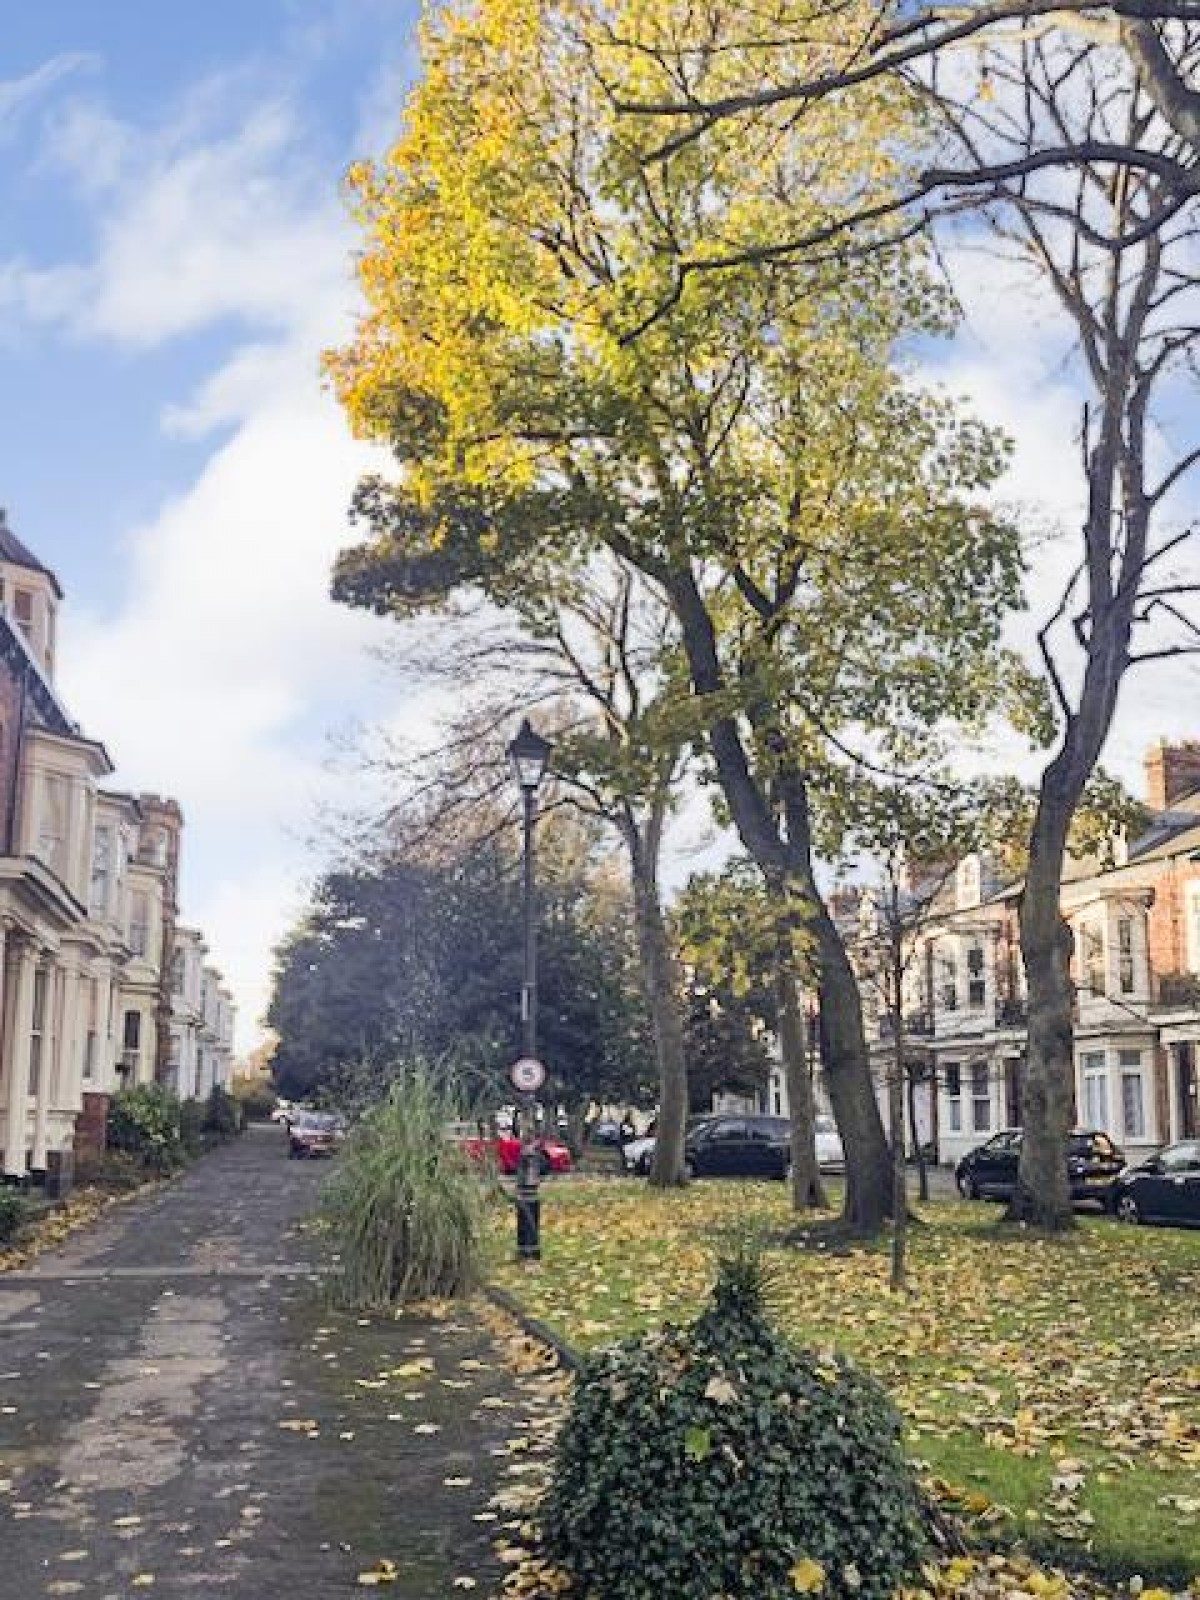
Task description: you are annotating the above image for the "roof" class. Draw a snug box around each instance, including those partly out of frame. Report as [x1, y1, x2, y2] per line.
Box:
[0, 510, 63, 599]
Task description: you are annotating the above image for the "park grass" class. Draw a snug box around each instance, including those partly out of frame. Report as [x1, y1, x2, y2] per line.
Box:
[489, 1179, 1200, 1586]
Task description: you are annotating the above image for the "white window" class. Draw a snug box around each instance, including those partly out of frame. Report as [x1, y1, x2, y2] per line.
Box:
[966, 944, 986, 1009]
[1119, 1048, 1146, 1141]
[1081, 922, 1105, 997]
[1082, 1050, 1108, 1129]
[129, 890, 150, 957]
[971, 1062, 991, 1132]
[82, 978, 99, 1081]
[37, 772, 69, 877]
[938, 953, 958, 1012]
[121, 1010, 141, 1076]
[28, 968, 47, 1095]
[1117, 918, 1135, 995]
[90, 825, 113, 917]
[944, 1063, 962, 1130]
[13, 587, 34, 641]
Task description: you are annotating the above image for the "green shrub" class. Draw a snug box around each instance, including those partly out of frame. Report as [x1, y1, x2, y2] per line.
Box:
[107, 1084, 185, 1174]
[180, 1097, 207, 1156]
[0, 1189, 27, 1244]
[233, 1079, 278, 1122]
[203, 1085, 242, 1138]
[541, 1253, 927, 1600]
[320, 1064, 488, 1308]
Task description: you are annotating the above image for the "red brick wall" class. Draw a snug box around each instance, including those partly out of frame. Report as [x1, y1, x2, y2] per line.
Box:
[1145, 858, 1200, 987]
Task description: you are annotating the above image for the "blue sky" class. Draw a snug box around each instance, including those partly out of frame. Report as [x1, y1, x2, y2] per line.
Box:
[1, 2, 423, 1046]
[3, 6, 1198, 1050]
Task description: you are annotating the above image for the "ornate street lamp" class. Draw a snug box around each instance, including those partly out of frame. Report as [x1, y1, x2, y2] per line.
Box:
[507, 717, 553, 1262]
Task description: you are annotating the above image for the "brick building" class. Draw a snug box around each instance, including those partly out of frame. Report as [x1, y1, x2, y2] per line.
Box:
[766, 740, 1200, 1166]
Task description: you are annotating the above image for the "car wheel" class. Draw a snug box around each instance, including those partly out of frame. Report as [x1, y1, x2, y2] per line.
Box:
[1115, 1192, 1141, 1225]
[957, 1172, 980, 1200]
[636, 1152, 651, 1177]
[779, 1154, 792, 1183]
[684, 1157, 698, 1182]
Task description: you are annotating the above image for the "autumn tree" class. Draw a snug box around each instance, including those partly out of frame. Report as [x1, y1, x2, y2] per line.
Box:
[335, 523, 694, 1185]
[677, 863, 828, 1210]
[326, 0, 1025, 1232]
[597, 3, 1200, 1230]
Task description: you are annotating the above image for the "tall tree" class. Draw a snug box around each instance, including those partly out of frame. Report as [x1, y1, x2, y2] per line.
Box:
[335, 532, 694, 1186]
[326, 0, 1024, 1231]
[600, 2, 1200, 1230]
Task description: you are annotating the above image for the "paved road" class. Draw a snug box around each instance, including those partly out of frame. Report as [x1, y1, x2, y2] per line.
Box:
[0, 1126, 541, 1599]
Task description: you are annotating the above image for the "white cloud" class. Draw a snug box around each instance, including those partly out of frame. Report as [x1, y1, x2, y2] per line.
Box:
[31, 66, 425, 1049]
[0, 54, 96, 136]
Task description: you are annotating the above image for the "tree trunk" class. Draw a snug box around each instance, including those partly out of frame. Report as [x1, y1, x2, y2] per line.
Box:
[1008, 768, 1080, 1228]
[811, 896, 892, 1232]
[775, 960, 825, 1210]
[626, 838, 689, 1188]
[889, 955, 908, 1290]
[666, 567, 891, 1231]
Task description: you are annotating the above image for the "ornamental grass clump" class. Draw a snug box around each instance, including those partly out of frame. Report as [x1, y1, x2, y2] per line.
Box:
[321, 1066, 488, 1308]
[542, 1252, 927, 1600]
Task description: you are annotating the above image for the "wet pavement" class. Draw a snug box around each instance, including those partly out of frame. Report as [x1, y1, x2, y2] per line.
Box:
[0, 1125, 545, 1599]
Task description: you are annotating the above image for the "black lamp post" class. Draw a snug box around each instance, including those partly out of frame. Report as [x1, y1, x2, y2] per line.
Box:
[507, 716, 552, 1262]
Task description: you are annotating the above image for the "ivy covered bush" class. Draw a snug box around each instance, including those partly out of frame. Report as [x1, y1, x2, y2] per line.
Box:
[541, 1255, 926, 1600]
[107, 1084, 185, 1173]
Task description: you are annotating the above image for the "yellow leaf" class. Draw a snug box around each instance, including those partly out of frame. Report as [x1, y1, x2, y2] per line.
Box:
[790, 1557, 826, 1593]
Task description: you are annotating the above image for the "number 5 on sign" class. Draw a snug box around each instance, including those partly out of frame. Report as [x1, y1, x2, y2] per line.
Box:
[510, 1057, 546, 1093]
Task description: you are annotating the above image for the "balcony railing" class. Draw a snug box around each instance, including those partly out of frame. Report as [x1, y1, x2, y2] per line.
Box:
[878, 1010, 934, 1040]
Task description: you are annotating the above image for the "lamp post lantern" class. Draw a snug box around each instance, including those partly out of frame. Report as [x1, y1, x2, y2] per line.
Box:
[507, 717, 552, 1262]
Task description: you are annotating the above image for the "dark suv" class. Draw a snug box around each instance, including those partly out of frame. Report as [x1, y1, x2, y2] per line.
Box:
[955, 1128, 1124, 1206]
[684, 1114, 791, 1180]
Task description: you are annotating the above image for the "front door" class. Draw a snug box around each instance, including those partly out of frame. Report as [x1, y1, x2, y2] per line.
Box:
[1005, 1057, 1024, 1129]
[1179, 1045, 1199, 1139]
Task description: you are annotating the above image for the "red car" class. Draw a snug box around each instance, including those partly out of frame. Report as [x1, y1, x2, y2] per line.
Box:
[447, 1123, 572, 1175]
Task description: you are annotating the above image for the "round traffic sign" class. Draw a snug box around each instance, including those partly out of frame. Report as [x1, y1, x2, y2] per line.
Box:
[510, 1056, 547, 1093]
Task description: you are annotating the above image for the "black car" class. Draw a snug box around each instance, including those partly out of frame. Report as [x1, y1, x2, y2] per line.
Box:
[684, 1114, 790, 1180]
[1112, 1140, 1200, 1226]
[955, 1128, 1125, 1205]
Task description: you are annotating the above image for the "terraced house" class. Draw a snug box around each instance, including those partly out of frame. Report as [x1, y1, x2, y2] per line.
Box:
[851, 741, 1200, 1169]
[0, 512, 235, 1193]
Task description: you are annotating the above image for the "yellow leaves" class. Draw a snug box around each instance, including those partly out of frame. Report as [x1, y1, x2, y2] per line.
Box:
[789, 1556, 826, 1592]
[703, 1373, 738, 1405]
[357, 1558, 399, 1587]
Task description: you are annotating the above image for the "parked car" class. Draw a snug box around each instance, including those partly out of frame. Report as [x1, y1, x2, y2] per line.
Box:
[622, 1116, 713, 1176]
[271, 1099, 296, 1126]
[1112, 1139, 1200, 1226]
[449, 1124, 573, 1176]
[955, 1128, 1125, 1205]
[587, 1119, 622, 1147]
[684, 1114, 791, 1180]
[814, 1114, 845, 1171]
[287, 1111, 344, 1159]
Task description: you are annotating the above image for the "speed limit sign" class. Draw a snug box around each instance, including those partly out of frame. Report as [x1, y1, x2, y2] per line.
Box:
[510, 1057, 547, 1094]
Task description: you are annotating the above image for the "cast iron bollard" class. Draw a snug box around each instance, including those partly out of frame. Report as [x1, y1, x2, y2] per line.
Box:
[515, 1142, 541, 1262]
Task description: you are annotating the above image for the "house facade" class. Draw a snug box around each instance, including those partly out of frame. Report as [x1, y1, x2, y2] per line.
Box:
[0, 512, 236, 1190]
[764, 739, 1200, 1168]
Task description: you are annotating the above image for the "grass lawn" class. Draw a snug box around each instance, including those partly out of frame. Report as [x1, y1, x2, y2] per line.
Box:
[489, 1179, 1200, 1586]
